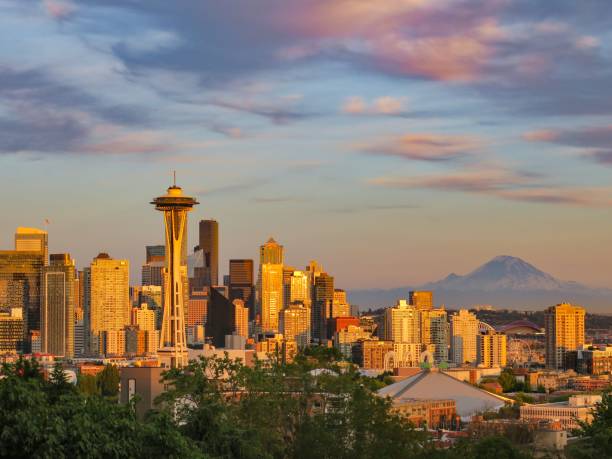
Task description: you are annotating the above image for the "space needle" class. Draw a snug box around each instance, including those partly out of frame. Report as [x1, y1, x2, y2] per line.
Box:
[151, 174, 198, 368]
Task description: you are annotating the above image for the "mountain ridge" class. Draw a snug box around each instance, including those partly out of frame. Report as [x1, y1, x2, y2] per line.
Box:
[349, 255, 611, 312]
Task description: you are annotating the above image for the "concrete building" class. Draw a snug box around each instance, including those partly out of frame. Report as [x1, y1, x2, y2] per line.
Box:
[279, 302, 311, 348]
[544, 303, 585, 370]
[331, 289, 350, 318]
[450, 309, 479, 365]
[228, 259, 254, 312]
[120, 367, 166, 419]
[15, 227, 48, 264]
[419, 308, 448, 364]
[520, 395, 601, 431]
[385, 299, 419, 344]
[477, 330, 507, 368]
[41, 254, 76, 357]
[409, 291, 433, 310]
[233, 299, 249, 339]
[353, 339, 394, 370]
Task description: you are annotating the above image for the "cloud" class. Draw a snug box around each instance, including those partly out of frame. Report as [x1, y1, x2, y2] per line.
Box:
[369, 167, 612, 207]
[342, 97, 367, 114]
[326, 203, 418, 214]
[360, 133, 481, 162]
[341, 96, 406, 115]
[524, 125, 612, 166]
[43, 0, 75, 20]
[524, 125, 612, 149]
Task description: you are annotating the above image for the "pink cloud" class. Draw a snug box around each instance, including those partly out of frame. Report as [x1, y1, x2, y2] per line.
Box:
[342, 96, 367, 114]
[361, 133, 481, 161]
[341, 96, 406, 115]
[522, 129, 558, 142]
[43, 0, 75, 20]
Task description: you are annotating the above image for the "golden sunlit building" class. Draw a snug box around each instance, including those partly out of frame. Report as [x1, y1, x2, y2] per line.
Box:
[332, 289, 350, 318]
[545, 303, 585, 370]
[409, 291, 433, 311]
[279, 302, 311, 348]
[258, 238, 284, 333]
[233, 299, 249, 339]
[131, 303, 156, 332]
[89, 253, 130, 355]
[450, 309, 479, 365]
[385, 299, 419, 344]
[477, 330, 507, 368]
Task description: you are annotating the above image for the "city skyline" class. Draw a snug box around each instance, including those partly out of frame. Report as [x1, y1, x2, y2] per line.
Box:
[1, 1, 612, 291]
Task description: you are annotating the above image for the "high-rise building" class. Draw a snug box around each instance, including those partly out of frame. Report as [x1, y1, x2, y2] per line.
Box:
[280, 302, 311, 348]
[288, 270, 310, 309]
[228, 259, 254, 313]
[332, 289, 350, 318]
[132, 303, 157, 332]
[312, 271, 334, 342]
[477, 331, 507, 368]
[0, 248, 44, 348]
[187, 288, 208, 328]
[145, 245, 165, 263]
[282, 266, 296, 309]
[260, 237, 283, 264]
[545, 303, 585, 370]
[258, 238, 284, 333]
[41, 254, 76, 357]
[15, 227, 48, 264]
[89, 253, 130, 355]
[419, 307, 449, 363]
[233, 299, 249, 339]
[152, 181, 198, 368]
[198, 220, 219, 287]
[260, 263, 284, 332]
[409, 291, 433, 311]
[385, 299, 420, 344]
[450, 309, 479, 365]
[0, 308, 25, 353]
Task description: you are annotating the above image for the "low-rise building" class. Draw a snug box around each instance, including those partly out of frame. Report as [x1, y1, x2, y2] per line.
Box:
[520, 394, 601, 431]
[392, 398, 457, 429]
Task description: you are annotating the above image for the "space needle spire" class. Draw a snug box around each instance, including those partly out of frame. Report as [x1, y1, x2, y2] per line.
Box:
[151, 176, 198, 368]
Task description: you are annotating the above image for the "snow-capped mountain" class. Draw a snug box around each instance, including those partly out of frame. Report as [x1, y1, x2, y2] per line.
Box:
[349, 256, 611, 312]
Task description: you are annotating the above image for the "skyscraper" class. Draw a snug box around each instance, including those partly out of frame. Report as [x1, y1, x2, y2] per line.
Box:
[332, 289, 350, 318]
[0, 247, 44, 349]
[545, 303, 585, 370]
[477, 331, 507, 368]
[258, 238, 284, 333]
[313, 271, 334, 342]
[233, 299, 249, 339]
[15, 227, 48, 265]
[419, 308, 448, 364]
[152, 181, 198, 368]
[450, 309, 479, 365]
[409, 291, 433, 311]
[41, 254, 76, 357]
[89, 253, 130, 355]
[384, 299, 420, 344]
[198, 220, 219, 287]
[280, 302, 311, 348]
[260, 237, 283, 264]
[288, 270, 311, 309]
[228, 259, 254, 312]
[142, 245, 165, 287]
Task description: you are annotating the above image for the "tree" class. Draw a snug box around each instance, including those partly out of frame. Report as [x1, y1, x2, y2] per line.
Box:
[97, 364, 120, 397]
[77, 373, 100, 396]
[498, 370, 517, 392]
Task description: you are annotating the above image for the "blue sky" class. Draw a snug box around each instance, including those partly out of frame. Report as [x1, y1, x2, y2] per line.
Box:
[1, 0, 611, 289]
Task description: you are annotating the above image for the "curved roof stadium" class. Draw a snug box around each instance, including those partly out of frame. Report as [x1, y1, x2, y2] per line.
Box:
[497, 319, 542, 335]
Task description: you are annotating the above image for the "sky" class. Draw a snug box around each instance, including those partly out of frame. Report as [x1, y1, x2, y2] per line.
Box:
[1, 0, 612, 290]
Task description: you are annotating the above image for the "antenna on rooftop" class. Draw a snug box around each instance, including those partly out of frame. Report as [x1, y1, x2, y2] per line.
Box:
[173, 170, 176, 187]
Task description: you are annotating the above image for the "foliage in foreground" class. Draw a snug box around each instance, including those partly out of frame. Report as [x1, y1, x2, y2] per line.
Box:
[0, 352, 544, 459]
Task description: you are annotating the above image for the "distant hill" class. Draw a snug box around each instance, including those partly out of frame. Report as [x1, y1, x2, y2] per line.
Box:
[349, 255, 612, 313]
